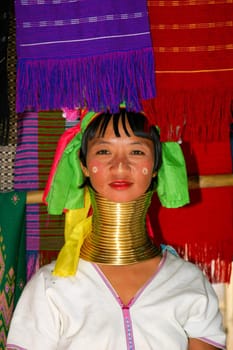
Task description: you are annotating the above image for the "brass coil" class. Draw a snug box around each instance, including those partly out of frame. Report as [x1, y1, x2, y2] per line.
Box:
[80, 189, 161, 264]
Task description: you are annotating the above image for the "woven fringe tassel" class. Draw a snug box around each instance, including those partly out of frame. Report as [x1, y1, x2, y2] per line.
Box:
[16, 48, 155, 114]
[26, 252, 40, 281]
[174, 243, 232, 284]
[142, 90, 232, 142]
[39, 250, 60, 268]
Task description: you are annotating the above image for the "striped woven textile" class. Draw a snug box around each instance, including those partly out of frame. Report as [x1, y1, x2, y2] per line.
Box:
[0, 3, 17, 191]
[143, 0, 233, 142]
[0, 145, 16, 191]
[6, 3, 17, 147]
[143, 0, 233, 282]
[14, 112, 39, 278]
[38, 112, 66, 266]
[14, 0, 155, 114]
[0, 0, 10, 145]
[14, 112, 39, 190]
[14, 112, 66, 276]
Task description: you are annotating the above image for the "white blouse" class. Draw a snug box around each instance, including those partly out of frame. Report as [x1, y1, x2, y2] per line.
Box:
[7, 251, 226, 350]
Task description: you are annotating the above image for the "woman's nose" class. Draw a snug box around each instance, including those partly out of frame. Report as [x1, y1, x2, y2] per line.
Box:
[110, 156, 130, 172]
[118, 162, 127, 172]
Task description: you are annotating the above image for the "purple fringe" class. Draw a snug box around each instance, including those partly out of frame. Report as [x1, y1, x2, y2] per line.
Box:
[26, 251, 39, 280]
[16, 48, 156, 113]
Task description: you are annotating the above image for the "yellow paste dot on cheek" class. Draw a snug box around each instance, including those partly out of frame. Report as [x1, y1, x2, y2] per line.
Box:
[92, 166, 98, 174]
[142, 167, 149, 175]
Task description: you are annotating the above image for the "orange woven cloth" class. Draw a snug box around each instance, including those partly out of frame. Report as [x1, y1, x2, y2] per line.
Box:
[143, 0, 233, 142]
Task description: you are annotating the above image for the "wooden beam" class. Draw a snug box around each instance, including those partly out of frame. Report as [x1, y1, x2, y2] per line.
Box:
[26, 173, 233, 204]
[26, 190, 44, 204]
[188, 174, 233, 189]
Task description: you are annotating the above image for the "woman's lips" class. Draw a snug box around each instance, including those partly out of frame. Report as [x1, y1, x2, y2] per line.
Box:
[109, 181, 133, 190]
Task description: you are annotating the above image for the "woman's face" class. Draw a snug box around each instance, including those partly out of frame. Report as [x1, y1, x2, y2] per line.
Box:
[82, 118, 155, 202]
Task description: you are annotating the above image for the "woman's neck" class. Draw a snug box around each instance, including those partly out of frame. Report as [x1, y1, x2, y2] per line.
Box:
[80, 189, 161, 264]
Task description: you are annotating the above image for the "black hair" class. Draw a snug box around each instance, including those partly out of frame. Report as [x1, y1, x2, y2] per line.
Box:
[79, 109, 162, 189]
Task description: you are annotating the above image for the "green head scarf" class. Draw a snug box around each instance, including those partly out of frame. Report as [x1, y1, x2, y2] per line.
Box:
[43, 110, 190, 214]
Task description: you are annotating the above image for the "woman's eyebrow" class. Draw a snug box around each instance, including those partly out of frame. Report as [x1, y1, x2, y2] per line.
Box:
[128, 140, 153, 148]
[130, 141, 147, 145]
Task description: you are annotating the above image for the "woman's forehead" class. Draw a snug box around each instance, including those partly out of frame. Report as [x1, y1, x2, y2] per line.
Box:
[88, 128, 154, 151]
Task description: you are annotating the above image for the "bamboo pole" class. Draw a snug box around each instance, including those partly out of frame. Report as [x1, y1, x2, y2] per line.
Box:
[188, 173, 233, 189]
[27, 190, 44, 204]
[26, 173, 233, 204]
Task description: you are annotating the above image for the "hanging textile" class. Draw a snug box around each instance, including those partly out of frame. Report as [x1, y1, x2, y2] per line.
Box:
[6, 0, 18, 147]
[231, 122, 233, 168]
[0, 145, 16, 191]
[0, 0, 10, 145]
[143, 1, 233, 283]
[149, 139, 233, 283]
[14, 112, 39, 191]
[37, 111, 65, 265]
[14, 112, 40, 279]
[142, 1, 233, 142]
[0, 0, 18, 192]
[14, 111, 66, 276]
[0, 191, 26, 348]
[15, 0, 155, 113]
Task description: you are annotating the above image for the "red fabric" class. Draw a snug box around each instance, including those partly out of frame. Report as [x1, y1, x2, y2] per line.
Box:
[149, 140, 233, 283]
[42, 123, 81, 205]
[143, 1, 233, 142]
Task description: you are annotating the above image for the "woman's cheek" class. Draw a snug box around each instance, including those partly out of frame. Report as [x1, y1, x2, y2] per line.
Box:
[88, 161, 105, 176]
[139, 161, 153, 176]
[91, 166, 98, 174]
[142, 167, 149, 175]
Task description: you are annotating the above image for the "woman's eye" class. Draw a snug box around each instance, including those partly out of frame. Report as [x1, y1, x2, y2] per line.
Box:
[96, 149, 110, 155]
[131, 150, 145, 155]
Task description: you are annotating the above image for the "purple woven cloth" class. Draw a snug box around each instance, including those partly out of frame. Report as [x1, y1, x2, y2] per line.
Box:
[15, 0, 156, 113]
[13, 112, 40, 279]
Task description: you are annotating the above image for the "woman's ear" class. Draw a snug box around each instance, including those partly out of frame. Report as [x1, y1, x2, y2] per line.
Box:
[80, 162, 90, 177]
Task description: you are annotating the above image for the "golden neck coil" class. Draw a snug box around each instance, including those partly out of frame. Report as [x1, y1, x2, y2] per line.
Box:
[80, 189, 161, 264]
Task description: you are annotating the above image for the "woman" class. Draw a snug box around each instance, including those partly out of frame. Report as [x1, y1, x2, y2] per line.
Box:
[7, 109, 226, 349]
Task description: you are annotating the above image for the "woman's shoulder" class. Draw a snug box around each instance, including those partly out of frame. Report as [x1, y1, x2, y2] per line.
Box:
[162, 246, 206, 281]
[26, 261, 56, 287]
[35, 260, 56, 275]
